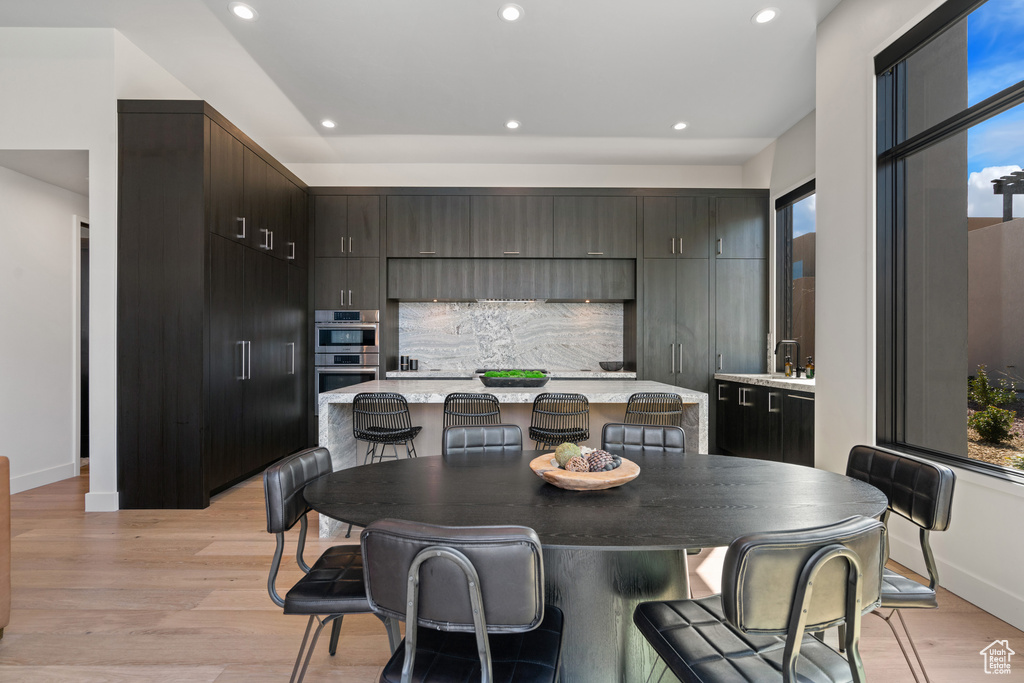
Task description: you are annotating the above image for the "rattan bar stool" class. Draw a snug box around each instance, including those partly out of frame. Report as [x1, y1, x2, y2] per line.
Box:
[442, 392, 502, 428]
[352, 392, 422, 465]
[624, 391, 684, 427]
[528, 392, 589, 449]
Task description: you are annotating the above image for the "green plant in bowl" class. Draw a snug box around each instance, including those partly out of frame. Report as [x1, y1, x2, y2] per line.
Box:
[483, 370, 546, 378]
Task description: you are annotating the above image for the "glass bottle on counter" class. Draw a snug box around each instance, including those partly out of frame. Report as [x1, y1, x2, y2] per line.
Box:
[805, 356, 814, 379]
[785, 355, 793, 378]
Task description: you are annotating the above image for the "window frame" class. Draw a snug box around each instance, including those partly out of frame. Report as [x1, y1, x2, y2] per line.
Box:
[876, 0, 1024, 484]
[775, 179, 815, 372]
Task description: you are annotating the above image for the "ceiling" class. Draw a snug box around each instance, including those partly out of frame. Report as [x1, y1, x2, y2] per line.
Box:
[0, 150, 89, 196]
[0, 0, 840, 167]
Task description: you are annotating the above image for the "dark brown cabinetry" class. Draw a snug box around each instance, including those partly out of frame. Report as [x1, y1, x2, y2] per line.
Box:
[386, 195, 471, 257]
[643, 196, 709, 259]
[643, 259, 710, 392]
[314, 257, 380, 309]
[117, 100, 309, 509]
[470, 195, 553, 257]
[314, 195, 380, 258]
[715, 381, 813, 466]
[553, 197, 637, 258]
[715, 196, 768, 259]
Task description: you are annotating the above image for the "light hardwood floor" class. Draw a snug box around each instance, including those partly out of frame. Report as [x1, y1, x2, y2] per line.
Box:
[1, 467, 1021, 682]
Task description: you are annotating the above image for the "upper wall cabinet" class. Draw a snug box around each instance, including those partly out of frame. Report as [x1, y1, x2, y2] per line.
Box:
[209, 122, 245, 244]
[553, 197, 636, 258]
[715, 196, 768, 259]
[470, 195, 553, 257]
[643, 196, 709, 259]
[315, 195, 380, 258]
[386, 195, 471, 257]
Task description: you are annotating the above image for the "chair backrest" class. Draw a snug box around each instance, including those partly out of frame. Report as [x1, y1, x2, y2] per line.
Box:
[601, 423, 685, 456]
[530, 393, 589, 432]
[846, 445, 955, 532]
[722, 516, 886, 683]
[443, 392, 502, 428]
[263, 447, 334, 534]
[624, 392, 684, 427]
[443, 424, 523, 457]
[352, 392, 414, 435]
[361, 519, 545, 633]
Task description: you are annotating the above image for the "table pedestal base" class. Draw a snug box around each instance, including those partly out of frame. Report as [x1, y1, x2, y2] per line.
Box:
[542, 547, 690, 683]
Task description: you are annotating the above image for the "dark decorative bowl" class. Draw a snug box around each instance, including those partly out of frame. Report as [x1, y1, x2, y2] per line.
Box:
[599, 361, 624, 372]
[479, 376, 550, 388]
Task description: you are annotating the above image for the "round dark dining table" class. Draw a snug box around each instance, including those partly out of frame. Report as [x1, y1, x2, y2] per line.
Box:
[304, 451, 888, 683]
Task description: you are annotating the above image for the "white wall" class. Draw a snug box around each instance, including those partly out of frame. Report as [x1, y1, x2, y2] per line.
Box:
[0, 166, 88, 492]
[770, 110, 816, 199]
[818, 0, 1024, 629]
[0, 28, 194, 510]
[287, 163, 745, 188]
[742, 142, 776, 189]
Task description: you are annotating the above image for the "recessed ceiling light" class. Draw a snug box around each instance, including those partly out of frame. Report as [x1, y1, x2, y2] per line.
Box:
[505, 120, 521, 130]
[229, 2, 258, 21]
[499, 3, 524, 22]
[321, 119, 336, 129]
[672, 122, 688, 131]
[752, 7, 779, 24]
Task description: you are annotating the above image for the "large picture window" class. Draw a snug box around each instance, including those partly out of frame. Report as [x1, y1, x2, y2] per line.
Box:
[776, 181, 816, 373]
[877, 0, 1024, 479]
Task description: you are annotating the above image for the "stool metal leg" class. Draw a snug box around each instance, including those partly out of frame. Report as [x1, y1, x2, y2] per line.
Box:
[871, 609, 930, 683]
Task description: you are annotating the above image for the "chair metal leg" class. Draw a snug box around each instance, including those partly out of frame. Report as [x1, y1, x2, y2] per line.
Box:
[871, 609, 930, 683]
[376, 614, 402, 654]
[344, 523, 353, 538]
[289, 616, 316, 683]
[294, 614, 340, 683]
[837, 622, 846, 653]
[328, 615, 343, 656]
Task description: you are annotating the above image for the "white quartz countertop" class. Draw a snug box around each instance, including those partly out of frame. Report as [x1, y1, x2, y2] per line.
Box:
[321, 379, 705, 404]
[386, 370, 637, 379]
[714, 373, 816, 393]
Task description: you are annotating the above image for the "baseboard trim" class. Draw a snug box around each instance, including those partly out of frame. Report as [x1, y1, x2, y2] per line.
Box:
[10, 462, 78, 494]
[889, 532, 1024, 631]
[84, 491, 120, 512]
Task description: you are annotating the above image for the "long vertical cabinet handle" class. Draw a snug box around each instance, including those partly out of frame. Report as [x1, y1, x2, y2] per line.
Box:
[716, 238, 723, 256]
[717, 353, 724, 371]
[671, 238, 675, 254]
[287, 342, 295, 375]
[340, 289, 345, 308]
[349, 237, 353, 253]
[718, 384, 727, 401]
[348, 290, 352, 306]
[768, 392, 780, 413]
[246, 341, 251, 380]
[287, 242, 296, 260]
[235, 217, 246, 239]
[236, 341, 246, 380]
[679, 342, 683, 371]
[260, 228, 270, 250]
[269, 230, 274, 251]
[342, 235, 347, 253]
[671, 343, 675, 374]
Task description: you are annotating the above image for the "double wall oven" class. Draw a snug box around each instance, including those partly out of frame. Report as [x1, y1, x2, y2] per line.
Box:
[314, 310, 380, 414]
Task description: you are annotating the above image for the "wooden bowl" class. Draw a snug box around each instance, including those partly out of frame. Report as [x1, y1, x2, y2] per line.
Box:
[529, 454, 640, 491]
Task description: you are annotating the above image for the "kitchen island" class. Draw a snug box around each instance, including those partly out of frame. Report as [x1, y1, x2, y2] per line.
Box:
[317, 378, 708, 535]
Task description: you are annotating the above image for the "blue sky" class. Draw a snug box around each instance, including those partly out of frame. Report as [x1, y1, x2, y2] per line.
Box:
[966, 0, 1024, 215]
[792, 194, 815, 238]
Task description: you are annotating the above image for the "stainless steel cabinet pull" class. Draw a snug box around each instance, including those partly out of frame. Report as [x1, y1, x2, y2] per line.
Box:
[269, 230, 274, 250]
[739, 387, 750, 407]
[789, 395, 815, 402]
[260, 228, 270, 249]
[671, 343, 675, 374]
[236, 341, 246, 380]
[716, 238, 723, 256]
[245, 341, 251, 380]
[287, 342, 295, 375]
[235, 217, 246, 239]
[503, 251, 520, 255]
[340, 289, 345, 307]
[348, 290, 352, 306]
[768, 392, 780, 413]
[349, 237, 353, 253]
[419, 251, 436, 255]
[287, 241, 296, 260]
[717, 353, 724, 371]
[679, 342, 683, 370]
[671, 238, 676, 255]
[587, 252, 604, 255]
[718, 384, 727, 401]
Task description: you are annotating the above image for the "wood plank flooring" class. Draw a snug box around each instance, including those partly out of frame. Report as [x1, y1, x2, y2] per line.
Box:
[1, 467, 1021, 682]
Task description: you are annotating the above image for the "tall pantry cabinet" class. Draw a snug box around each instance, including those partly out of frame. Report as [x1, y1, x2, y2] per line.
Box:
[117, 100, 309, 509]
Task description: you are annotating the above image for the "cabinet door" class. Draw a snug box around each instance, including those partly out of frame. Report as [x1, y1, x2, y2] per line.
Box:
[746, 386, 782, 462]
[386, 195, 471, 257]
[315, 195, 348, 257]
[285, 265, 308, 449]
[677, 196, 710, 259]
[286, 182, 308, 269]
[264, 169, 289, 261]
[715, 196, 768, 259]
[783, 393, 815, 467]
[347, 257, 381, 310]
[242, 147, 267, 252]
[209, 123, 245, 242]
[209, 235, 246, 489]
[715, 259, 767, 373]
[643, 197, 676, 259]
[553, 197, 636, 258]
[470, 195, 553, 257]
[643, 259, 677, 384]
[675, 259, 710, 392]
[314, 257, 348, 309]
[716, 381, 742, 455]
[348, 196, 380, 257]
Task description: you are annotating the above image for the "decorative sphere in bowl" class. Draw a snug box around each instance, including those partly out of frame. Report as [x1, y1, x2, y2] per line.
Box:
[599, 361, 624, 372]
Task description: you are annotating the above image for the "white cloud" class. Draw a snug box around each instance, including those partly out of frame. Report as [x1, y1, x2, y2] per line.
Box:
[967, 165, 1023, 218]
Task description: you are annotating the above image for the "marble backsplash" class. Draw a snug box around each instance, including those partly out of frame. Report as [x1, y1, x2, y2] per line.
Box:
[398, 302, 623, 371]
